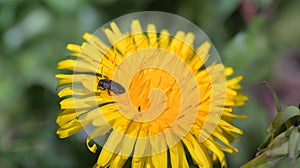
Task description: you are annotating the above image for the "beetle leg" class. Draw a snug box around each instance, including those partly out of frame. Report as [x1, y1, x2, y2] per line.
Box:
[97, 86, 105, 91]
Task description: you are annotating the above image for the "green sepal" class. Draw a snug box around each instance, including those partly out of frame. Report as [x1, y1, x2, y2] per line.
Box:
[259, 106, 300, 151]
[272, 106, 300, 132]
[288, 127, 300, 165]
[241, 150, 286, 168]
[266, 140, 288, 157]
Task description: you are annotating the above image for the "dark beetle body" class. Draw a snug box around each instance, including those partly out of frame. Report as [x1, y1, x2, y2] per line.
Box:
[98, 79, 125, 94]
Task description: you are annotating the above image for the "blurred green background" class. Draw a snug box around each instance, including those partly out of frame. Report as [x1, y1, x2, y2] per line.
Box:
[1, 0, 300, 167]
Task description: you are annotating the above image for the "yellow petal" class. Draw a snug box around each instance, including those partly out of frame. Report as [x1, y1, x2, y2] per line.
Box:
[204, 138, 227, 167]
[56, 74, 95, 90]
[182, 133, 212, 168]
[222, 111, 247, 118]
[110, 22, 122, 36]
[218, 120, 243, 134]
[159, 29, 170, 49]
[180, 32, 195, 61]
[86, 123, 113, 153]
[169, 142, 189, 168]
[196, 40, 211, 63]
[168, 31, 185, 55]
[103, 22, 130, 56]
[131, 20, 148, 49]
[225, 67, 234, 76]
[80, 42, 107, 64]
[113, 122, 139, 156]
[82, 32, 91, 40]
[147, 24, 158, 47]
[58, 87, 91, 98]
[189, 41, 211, 72]
[151, 151, 167, 168]
[86, 136, 98, 153]
[56, 119, 88, 138]
[84, 33, 110, 55]
[60, 96, 106, 109]
[57, 59, 95, 73]
[110, 154, 129, 168]
[212, 128, 238, 153]
[227, 76, 243, 87]
[56, 109, 87, 126]
[66, 44, 81, 53]
[132, 157, 146, 168]
[94, 148, 116, 168]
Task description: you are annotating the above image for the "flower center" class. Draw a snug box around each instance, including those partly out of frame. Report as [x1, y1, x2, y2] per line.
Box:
[128, 68, 181, 125]
[111, 48, 200, 139]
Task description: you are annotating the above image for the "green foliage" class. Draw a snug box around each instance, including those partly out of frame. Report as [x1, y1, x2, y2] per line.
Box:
[241, 105, 300, 168]
[241, 85, 300, 167]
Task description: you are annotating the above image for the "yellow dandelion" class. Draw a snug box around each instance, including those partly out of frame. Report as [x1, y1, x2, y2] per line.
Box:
[56, 12, 248, 168]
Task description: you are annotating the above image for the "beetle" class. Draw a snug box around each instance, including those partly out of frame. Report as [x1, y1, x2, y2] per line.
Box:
[98, 79, 125, 94]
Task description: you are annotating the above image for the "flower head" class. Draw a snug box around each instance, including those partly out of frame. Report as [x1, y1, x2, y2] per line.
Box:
[56, 12, 247, 167]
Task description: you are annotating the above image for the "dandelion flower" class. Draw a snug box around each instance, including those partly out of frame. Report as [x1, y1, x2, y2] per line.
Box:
[56, 12, 247, 168]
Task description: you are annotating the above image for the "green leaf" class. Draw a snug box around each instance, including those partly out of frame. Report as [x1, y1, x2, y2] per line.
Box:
[288, 128, 300, 165]
[242, 137, 289, 168]
[259, 129, 288, 152]
[272, 106, 300, 131]
[241, 150, 286, 168]
[267, 140, 289, 157]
